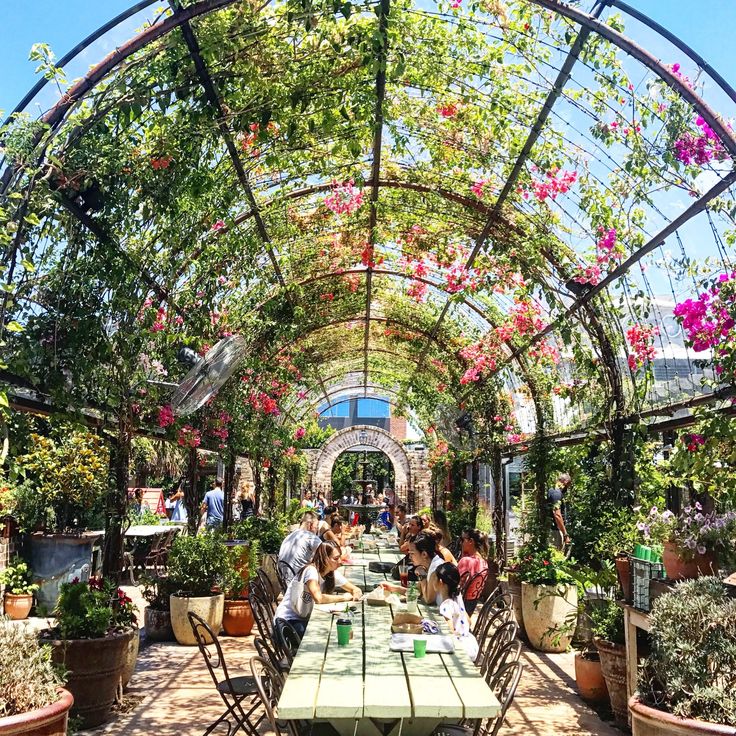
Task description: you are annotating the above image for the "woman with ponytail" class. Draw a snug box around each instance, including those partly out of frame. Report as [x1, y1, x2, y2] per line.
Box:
[456, 529, 489, 615]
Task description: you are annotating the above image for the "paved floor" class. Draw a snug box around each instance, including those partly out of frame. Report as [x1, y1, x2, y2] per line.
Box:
[81, 586, 623, 736]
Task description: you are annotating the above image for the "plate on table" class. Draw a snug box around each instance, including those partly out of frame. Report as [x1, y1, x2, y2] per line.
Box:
[314, 603, 358, 614]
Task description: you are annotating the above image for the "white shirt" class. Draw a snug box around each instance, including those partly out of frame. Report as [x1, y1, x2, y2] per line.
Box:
[440, 594, 478, 661]
[275, 564, 349, 622]
[427, 554, 444, 606]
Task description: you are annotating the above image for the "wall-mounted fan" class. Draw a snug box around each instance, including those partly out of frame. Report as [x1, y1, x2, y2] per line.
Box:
[433, 402, 476, 451]
[170, 335, 247, 416]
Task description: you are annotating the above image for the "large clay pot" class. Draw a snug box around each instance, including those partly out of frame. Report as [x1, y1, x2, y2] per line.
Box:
[120, 629, 140, 691]
[629, 695, 736, 736]
[594, 637, 628, 728]
[3, 593, 33, 621]
[0, 688, 73, 736]
[222, 598, 255, 637]
[574, 651, 609, 704]
[521, 581, 577, 653]
[49, 629, 131, 728]
[663, 541, 718, 581]
[144, 606, 174, 642]
[169, 593, 224, 646]
[502, 573, 526, 641]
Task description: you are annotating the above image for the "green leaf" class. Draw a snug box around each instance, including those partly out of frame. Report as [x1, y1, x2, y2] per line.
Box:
[23, 213, 41, 227]
[21, 259, 35, 273]
[5, 321, 24, 333]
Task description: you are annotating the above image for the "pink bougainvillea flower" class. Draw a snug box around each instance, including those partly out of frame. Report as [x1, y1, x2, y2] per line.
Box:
[324, 179, 364, 216]
[211, 220, 226, 232]
[294, 426, 306, 440]
[437, 102, 458, 118]
[626, 323, 659, 371]
[177, 425, 201, 448]
[471, 179, 490, 199]
[407, 279, 428, 302]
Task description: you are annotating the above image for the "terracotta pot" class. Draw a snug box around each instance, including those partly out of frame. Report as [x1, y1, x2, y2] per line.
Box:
[594, 637, 628, 728]
[0, 688, 73, 736]
[663, 541, 718, 581]
[574, 651, 609, 703]
[521, 581, 577, 653]
[616, 555, 633, 603]
[169, 592, 224, 646]
[3, 593, 33, 621]
[144, 606, 174, 642]
[222, 598, 255, 637]
[120, 629, 140, 691]
[629, 695, 736, 736]
[502, 573, 526, 641]
[49, 628, 131, 728]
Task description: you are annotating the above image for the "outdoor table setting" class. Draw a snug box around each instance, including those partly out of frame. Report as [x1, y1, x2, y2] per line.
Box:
[277, 549, 501, 736]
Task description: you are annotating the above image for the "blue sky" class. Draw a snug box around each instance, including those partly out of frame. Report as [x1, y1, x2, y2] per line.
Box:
[1, 1, 735, 117]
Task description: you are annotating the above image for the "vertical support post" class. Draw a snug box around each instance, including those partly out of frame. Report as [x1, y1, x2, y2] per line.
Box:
[185, 447, 199, 535]
[223, 454, 236, 536]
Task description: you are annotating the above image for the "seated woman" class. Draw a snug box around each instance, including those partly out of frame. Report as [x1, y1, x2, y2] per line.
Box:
[399, 515, 423, 554]
[382, 533, 445, 605]
[435, 562, 479, 661]
[316, 505, 338, 537]
[320, 513, 346, 549]
[456, 528, 489, 615]
[274, 540, 362, 640]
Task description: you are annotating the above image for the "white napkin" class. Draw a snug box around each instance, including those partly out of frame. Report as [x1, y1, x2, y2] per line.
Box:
[389, 633, 455, 653]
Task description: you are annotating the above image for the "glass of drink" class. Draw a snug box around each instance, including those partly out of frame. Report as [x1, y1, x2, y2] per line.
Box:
[399, 564, 409, 588]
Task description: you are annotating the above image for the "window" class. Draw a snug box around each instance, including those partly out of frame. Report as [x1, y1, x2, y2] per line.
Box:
[319, 401, 350, 417]
[356, 398, 390, 417]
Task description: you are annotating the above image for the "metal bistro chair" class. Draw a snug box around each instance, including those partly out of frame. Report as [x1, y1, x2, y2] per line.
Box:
[471, 590, 511, 638]
[249, 580, 294, 672]
[431, 660, 523, 736]
[474, 608, 514, 667]
[261, 554, 284, 598]
[478, 622, 519, 676]
[256, 568, 279, 608]
[484, 639, 522, 680]
[187, 612, 264, 736]
[276, 559, 296, 590]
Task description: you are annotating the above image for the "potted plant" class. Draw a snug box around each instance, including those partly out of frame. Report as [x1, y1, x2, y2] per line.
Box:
[42, 577, 137, 728]
[631, 576, 736, 735]
[591, 599, 627, 728]
[639, 504, 736, 581]
[222, 540, 258, 637]
[0, 623, 72, 736]
[167, 531, 229, 645]
[516, 544, 577, 653]
[0, 558, 38, 620]
[141, 574, 175, 642]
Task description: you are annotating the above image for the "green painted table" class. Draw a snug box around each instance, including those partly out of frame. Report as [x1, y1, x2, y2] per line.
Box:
[277, 550, 500, 736]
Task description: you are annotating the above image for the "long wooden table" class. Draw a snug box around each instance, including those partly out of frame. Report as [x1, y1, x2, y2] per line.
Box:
[278, 549, 501, 736]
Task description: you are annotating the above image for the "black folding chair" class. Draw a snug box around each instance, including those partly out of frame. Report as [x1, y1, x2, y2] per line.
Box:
[187, 612, 263, 736]
[461, 569, 489, 617]
[475, 609, 514, 667]
[478, 621, 518, 675]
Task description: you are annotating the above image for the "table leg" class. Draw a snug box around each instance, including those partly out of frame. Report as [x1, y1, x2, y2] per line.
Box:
[623, 607, 637, 705]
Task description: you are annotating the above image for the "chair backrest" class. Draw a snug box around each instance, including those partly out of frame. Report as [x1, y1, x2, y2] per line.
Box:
[187, 612, 238, 698]
[472, 590, 511, 637]
[256, 569, 278, 606]
[485, 661, 523, 736]
[462, 569, 489, 603]
[475, 609, 514, 667]
[479, 624, 519, 675]
[261, 554, 284, 597]
[277, 620, 300, 666]
[249, 579, 278, 646]
[276, 559, 295, 589]
[250, 656, 298, 736]
[485, 639, 522, 679]
[254, 636, 282, 672]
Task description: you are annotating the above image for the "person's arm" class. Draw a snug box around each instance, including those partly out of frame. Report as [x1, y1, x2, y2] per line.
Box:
[380, 581, 408, 594]
[418, 567, 440, 605]
[338, 579, 363, 601]
[306, 577, 353, 604]
[553, 505, 570, 544]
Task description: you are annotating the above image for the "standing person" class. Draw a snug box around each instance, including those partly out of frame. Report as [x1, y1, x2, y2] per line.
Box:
[315, 491, 326, 519]
[240, 486, 255, 519]
[278, 511, 322, 584]
[456, 529, 489, 615]
[168, 485, 188, 523]
[549, 473, 572, 550]
[200, 479, 225, 531]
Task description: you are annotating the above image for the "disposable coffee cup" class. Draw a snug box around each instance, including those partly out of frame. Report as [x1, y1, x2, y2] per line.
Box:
[336, 618, 352, 646]
[413, 636, 427, 658]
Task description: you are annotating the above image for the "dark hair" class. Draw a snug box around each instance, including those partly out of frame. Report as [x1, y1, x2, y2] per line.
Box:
[329, 513, 344, 530]
[324, 505, 337, 516]
[435, 562, 461, 597]
[311, 541, 340, 593]
[462, 528, 489, 558]
[411, 533, 437, 560]
[397, 504, 407, 514]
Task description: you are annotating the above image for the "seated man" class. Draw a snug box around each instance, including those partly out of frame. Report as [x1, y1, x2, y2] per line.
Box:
[278, 511, 321, 584]
[378, 503, 395, 530]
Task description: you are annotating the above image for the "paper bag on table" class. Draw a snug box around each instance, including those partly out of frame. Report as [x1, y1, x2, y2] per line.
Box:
[392, 611, 422, 626]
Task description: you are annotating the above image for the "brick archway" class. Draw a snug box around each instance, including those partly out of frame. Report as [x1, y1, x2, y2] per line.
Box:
[311, 425, 413, 503]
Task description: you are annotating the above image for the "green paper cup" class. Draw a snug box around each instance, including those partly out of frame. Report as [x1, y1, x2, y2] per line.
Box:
[413, 636, 427, 658]
[336, 620, 352, 646]
[633, 543, 645, 559]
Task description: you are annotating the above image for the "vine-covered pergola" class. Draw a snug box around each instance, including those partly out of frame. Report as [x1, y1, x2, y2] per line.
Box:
[2, 0, 736, 575]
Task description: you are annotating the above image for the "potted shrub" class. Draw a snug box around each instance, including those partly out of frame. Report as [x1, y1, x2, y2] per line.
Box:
[222, 540, 258, 637]
[631, 576, 736, 735]
[591, 599, 627, 728]
[141, 574, 175, 642]
[640, 504, 736, 581]
[167, 532, 229, 645]
[517, 544, 577, 653]
[0, 558, 38, 620]
[42, 577, 137, 728]
[0, 622, 72, 736]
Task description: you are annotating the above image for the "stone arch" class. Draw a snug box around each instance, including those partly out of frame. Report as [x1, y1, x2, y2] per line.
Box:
[311, 425, 412, 502]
